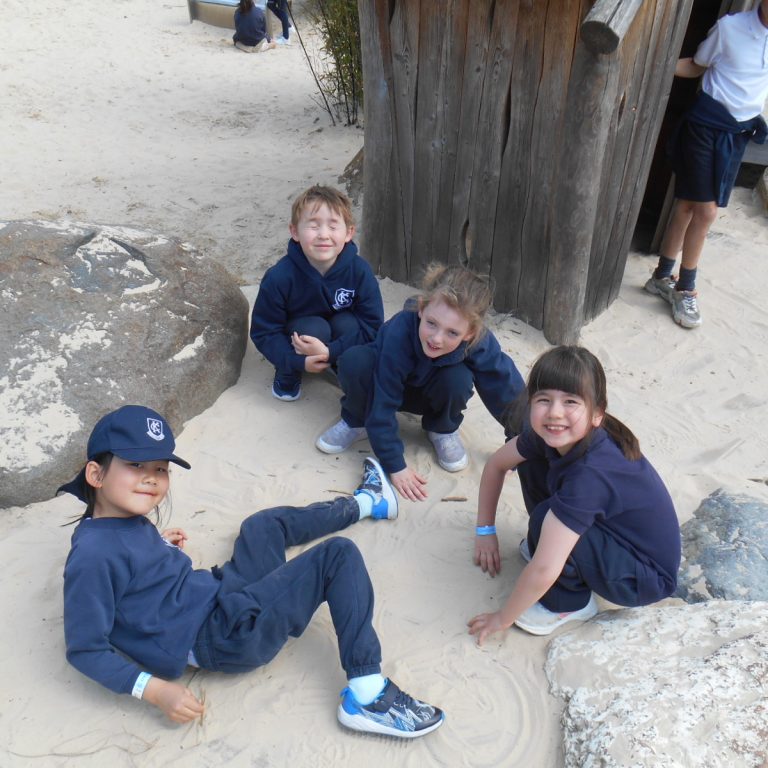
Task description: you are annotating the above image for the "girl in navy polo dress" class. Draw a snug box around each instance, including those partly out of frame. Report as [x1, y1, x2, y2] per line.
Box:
[468, 346, 681, 641]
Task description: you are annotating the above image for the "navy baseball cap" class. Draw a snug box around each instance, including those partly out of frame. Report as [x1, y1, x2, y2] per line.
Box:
[57, 405, 191, 503]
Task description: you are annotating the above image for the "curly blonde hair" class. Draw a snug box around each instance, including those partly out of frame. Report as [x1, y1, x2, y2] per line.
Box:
[416, 263, 494, 346]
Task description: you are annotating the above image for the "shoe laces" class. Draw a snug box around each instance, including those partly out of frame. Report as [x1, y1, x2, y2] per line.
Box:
[361, 464, 380, 488]
[681, 292, 699, 312]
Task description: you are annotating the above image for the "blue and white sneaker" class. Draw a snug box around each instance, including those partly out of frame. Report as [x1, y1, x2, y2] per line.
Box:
[337, 679, 444, 738]
[354, 457, 397, 520]
[272, 371, 301, 401]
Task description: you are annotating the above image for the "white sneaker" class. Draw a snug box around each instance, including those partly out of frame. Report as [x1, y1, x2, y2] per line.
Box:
[316, 419, 366, 454]
[426, 430, 468, 472]
[274, 35, 291, 45]
[514, 594, 598, 636]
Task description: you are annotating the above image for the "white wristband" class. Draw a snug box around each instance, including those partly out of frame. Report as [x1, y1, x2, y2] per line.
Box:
[131, 671, 152, 699]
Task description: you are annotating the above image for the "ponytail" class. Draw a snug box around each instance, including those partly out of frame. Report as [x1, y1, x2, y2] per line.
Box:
[601, 413, 641, 461]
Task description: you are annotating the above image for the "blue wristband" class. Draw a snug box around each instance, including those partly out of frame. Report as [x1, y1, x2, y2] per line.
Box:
[476, 525, 497, 536]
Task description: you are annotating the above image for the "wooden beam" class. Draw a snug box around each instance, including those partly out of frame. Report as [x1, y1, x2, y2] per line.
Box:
[581, 0, 644, 54]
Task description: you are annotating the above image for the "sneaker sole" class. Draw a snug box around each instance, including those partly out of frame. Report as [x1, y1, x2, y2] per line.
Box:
[337, 706, 445, 739]
[514, 600, 598, 636]
[673, 311, 702, 329]
[271, 385, 301, 402]
[437, 455, 469, 472]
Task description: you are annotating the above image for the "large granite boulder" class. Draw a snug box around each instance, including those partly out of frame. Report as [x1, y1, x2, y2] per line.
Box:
[545, 602, 768, 767]
[0, 220, 248, 508]
[677, 489, 768, 603]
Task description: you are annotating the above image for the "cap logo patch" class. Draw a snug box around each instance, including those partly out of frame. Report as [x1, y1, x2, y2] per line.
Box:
[146, 418, 165, 441]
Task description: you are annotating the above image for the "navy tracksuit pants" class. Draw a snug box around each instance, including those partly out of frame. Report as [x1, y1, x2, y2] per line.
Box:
[192, 497, 382, 680]
[338, 344, 475, 434]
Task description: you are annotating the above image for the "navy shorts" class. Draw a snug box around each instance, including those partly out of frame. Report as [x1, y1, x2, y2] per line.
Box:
[673, 120, 751, 207]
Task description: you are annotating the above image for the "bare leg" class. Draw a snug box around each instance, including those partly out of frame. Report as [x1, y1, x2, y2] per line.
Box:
[680, 200, 717, 270]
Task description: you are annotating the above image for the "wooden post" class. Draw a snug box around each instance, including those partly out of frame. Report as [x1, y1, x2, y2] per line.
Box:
[544, 47, 620, 345]
[581, 0, 645, 54]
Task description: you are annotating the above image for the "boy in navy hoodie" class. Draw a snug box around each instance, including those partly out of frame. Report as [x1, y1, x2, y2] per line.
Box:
[250, 186, 384, 401]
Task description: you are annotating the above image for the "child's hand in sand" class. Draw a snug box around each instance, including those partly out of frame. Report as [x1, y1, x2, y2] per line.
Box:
[291, 332, 328, 358]
[391, 467, 428, 501]
[474, 534, 501, 577]
[143, 677, 204, 723]
[161, 528, 188, 549]
[467, 610, 508, 646]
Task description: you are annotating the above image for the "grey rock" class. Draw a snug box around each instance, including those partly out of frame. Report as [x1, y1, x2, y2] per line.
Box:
[545, 602, 768, 768]
[1, 220, 248, 508]
[677, 489, 768, 603]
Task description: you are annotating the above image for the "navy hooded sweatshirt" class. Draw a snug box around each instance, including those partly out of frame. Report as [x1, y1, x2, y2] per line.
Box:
[364, 309, 525, 473]
[250, 240, 384, 373]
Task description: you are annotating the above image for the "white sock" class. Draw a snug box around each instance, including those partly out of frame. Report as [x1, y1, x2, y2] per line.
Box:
[354, 491, 373, 520]
[348, 673, 386, 705]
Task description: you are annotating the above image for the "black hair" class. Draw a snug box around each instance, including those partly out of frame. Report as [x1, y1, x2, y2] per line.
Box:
[66, 452, 168, 526]
[238, 0, 254, 12]
[522, 345, 641, 461]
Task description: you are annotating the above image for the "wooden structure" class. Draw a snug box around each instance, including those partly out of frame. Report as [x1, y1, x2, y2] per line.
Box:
[187, 0, 239, 30]
[359, 0, 692, 343]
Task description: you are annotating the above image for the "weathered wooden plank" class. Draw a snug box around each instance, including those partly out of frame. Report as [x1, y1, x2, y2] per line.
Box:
[499, 0, 583, 324]
[409, 4, 449, 277]
[389, 0, 420, 278]
[445, 2, 495, 268]
[431, 0, 472, 265]
[359, 0, 405, 277]
[464, 0, 520, 281]
[581, 0, 644, 54]
[543, 43, 620, 344]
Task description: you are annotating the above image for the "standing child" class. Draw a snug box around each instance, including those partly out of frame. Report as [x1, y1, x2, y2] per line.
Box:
[468, 346, 680, 642]
[250, 185, 384, 402]
[59, 405, 444, 738]
[316, 264, 525, 501]
[644, 0, 768, 328]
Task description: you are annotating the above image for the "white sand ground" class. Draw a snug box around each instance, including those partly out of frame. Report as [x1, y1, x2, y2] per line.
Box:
[1, 2, 767, 766]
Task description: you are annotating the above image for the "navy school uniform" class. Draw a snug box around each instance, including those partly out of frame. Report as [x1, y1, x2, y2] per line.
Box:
[250, 239, 384, 380]
[233, 5, 268, 47]
[516, 427, 681, 612]
[63, 499, 381, 695]
[337, 309, 525, 474]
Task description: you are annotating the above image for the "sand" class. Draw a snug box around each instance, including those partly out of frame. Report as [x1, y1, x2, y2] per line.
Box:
[1, 1, 768, 766]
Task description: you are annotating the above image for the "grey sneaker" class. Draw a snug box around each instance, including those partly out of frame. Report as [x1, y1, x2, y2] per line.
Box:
[671, 290, 702, 329]
[643, 275, 676, 304]
[316, 419, 366, 454]
[426, 430, 468, 472]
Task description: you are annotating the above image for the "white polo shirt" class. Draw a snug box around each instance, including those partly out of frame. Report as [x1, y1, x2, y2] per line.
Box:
[694, 3, 768, 121]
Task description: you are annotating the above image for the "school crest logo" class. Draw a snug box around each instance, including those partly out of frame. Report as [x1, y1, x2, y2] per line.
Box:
[333, 287, 355, 310]
[146, 418, 165, 441]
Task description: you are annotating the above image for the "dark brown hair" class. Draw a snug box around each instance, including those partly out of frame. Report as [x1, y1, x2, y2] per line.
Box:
[526, 345, 641, 460]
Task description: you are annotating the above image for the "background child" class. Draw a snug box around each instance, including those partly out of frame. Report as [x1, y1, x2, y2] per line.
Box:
[233, 0, 275, 52]
[468, 346, 681, 643]
[644, 0, 768, 328]
[316, 264, 524, 501]
[59, 405, 444, 738]
[250, 185, 384, 401]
